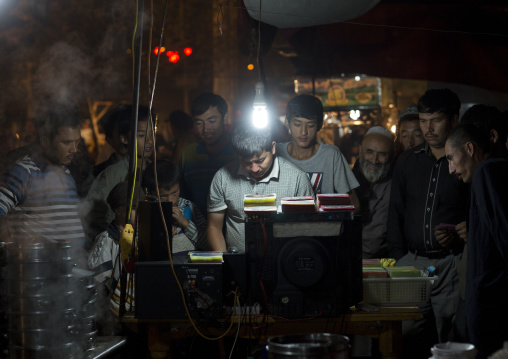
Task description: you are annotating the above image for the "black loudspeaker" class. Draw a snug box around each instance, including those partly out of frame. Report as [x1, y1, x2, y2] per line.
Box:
[137, 200, 173, 261]
[245, 212, 362, 318]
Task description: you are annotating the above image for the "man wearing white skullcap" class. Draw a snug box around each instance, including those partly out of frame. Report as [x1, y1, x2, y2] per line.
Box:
[352, 126, 395, 258]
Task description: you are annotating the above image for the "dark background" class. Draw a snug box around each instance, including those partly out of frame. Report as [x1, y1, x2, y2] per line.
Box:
[0, 0, 507, 126]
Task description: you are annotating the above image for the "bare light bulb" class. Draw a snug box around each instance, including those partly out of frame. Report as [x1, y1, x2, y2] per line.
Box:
[252, 82, 268, 128]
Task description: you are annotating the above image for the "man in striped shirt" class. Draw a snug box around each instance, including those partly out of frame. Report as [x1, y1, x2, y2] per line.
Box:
[0, 106, 85, 250]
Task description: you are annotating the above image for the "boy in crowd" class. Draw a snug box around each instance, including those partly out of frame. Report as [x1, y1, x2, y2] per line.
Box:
[276, 94, 360, 207]
[88, 181, 135, 316]
[88, 181, 147, 357]
[142, 160, 208, 253]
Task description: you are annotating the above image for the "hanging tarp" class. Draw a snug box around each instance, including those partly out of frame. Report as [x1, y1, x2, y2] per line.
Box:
[243, 0, 381, 28]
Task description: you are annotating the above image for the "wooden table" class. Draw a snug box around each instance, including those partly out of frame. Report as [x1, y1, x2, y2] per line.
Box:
[122, 306, 422, 359]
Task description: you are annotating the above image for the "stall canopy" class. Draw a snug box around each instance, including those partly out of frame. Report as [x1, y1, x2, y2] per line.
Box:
[246, 1, 508, 94]
[243, 0, 381, 28]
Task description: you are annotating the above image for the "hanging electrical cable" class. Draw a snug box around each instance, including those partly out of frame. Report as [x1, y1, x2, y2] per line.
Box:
[119, 0, 145, 318]
[126, 0, 144, 225]
[256, 0, 262, 83]
[126, 0, 168, 272]
[119, 0, 170, 316]
[147, 0, 154, 92]
[135, 0, 170, 227]
[251, 0, 268, 128]
[120, 0, 243, 338]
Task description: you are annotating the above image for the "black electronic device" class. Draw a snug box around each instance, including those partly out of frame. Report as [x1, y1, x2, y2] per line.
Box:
[245, 211, 362, 318]
[137, 200, 173, 261]
[222, 253, 247, 306]
[135, 256, 222, 319]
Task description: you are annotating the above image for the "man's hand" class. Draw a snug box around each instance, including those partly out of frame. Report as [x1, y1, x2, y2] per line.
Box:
[435, 229, 455, 248]
[455, 221, 467, 243]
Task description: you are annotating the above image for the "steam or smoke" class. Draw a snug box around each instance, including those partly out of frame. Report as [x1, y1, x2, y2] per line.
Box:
[32, 41, 93, 109]
[1, 0, 142, 119]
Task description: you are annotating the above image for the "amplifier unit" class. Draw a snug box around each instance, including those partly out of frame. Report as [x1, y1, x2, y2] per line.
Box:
[135, 256, 222, 319]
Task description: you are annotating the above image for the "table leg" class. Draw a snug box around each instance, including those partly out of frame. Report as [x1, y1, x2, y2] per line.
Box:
[148, 323, 170, 359]
[378, 321, 402, 359]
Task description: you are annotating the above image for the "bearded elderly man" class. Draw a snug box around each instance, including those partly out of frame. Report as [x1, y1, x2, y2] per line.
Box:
[352, 126, 395, 258]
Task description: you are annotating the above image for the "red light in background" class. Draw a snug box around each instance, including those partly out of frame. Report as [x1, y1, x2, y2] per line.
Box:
[184, 47, 193, 56]
[168, 51, 180, 63]
[154, 46, 166, 55]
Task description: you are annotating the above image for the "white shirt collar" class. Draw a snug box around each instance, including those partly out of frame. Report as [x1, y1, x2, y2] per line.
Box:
[238, 156, 279, 183]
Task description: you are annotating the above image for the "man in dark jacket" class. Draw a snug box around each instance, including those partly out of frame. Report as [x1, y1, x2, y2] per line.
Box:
[445, 124, 508, 359]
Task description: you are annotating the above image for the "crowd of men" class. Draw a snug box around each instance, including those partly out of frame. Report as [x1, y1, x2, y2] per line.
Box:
[0, 88, 507, 359]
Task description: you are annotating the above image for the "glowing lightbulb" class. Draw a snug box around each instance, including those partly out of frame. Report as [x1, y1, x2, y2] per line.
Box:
[253, 106, 268, 129]
[252, 82, 268, 129]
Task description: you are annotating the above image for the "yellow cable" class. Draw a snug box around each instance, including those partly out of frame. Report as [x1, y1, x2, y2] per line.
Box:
[149, 140, 238, 339]
[127, 0, 237, 339]
[127, 140, 137, 222]
[155, 191, 238, 339]
[127, 0, 140, 222]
